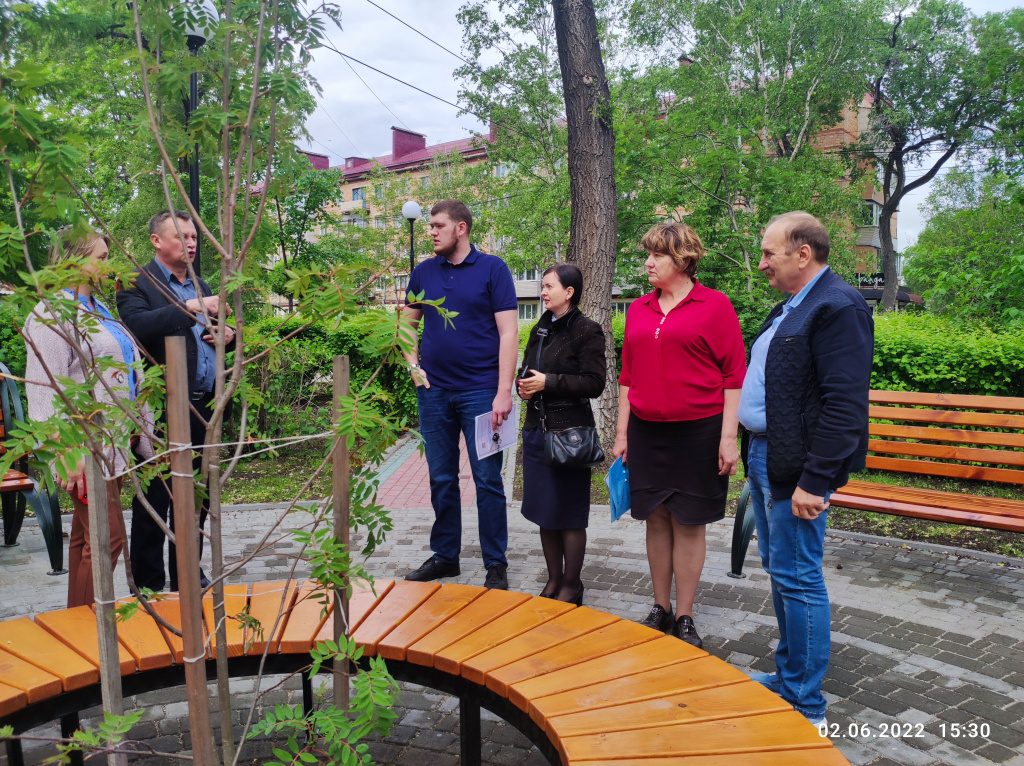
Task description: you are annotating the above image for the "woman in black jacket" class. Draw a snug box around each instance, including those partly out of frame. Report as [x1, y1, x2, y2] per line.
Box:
[517, 263, 606, 605]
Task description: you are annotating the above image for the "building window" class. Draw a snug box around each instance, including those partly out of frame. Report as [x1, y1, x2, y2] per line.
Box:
[518, 302, 538, 320]
[420, 175, 431, 188]
[612, 301, 631, 315]
[859, 201, 882, 227]
[375, 217, 387, 229]
[495, 162, 510, 178]
[338, 189, 345, 202]
[352, 187, 366, 201]
[320, 225, 328, 235]
[517, 268, 539, 281]
[396, 274, 409, 290]
[375, 185, 385, 200]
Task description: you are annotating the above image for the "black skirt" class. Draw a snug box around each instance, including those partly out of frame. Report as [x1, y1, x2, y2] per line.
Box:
[627, 412, 727, 525]
[520, 427, 592, 529]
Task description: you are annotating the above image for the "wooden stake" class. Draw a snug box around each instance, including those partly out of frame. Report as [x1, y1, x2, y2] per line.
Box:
[332, 355, 350, 712]
[85, 451, 127, 766]
[166, 337, 217, 766]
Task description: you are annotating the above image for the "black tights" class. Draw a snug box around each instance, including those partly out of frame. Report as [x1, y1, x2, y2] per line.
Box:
[539, 527, 587, 601]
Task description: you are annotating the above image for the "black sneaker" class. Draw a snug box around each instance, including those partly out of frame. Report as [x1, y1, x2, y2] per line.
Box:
[638, 604, 674, 633]
[484, 564, 508, 590]
[674, 615, 703, 649]
[405, 556, 460, 582]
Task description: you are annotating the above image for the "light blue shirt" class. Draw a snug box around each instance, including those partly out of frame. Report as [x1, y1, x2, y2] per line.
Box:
[154, 260, 216, 393]
[64, 289, 138, 400]
[738, 266, 830, 433]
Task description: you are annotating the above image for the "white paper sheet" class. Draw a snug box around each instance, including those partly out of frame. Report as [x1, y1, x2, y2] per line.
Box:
[474, 406, 518, 459]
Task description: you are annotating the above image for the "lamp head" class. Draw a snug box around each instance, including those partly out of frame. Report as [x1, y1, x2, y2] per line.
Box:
[402, 200, 422, 222]
[173, 0, 220, 50]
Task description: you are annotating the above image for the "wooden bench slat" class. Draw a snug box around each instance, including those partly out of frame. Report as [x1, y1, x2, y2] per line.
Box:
[376, 584, 486, 661]
[865, 455, 1024, 484]
[246, 581, 298, 656]
[0, 681, 28, 718]
[202, 584, 251, 658]
[871, 422, 1024, 449]
[35, 606, 136, 675]
[837, 480, 1024, 515]
[351, 580, 441, 655]
[0, 618, 99, 691]
[573, 750, 850, 766]
[114, 599, 177, 671]
[485, 620, 662, 698]
[148, 596, 191, 664]
[1, 469, 33, 492]
[867, 439, 1024, 467]
[461, 606, 619, 687]
[433, 597, 574, 676]
[548, 681, 791, 739]
[278, 582, 332, 655]
[870, 390, 1024, 411]
[512, 635, 698, 719]
[531, 655, 745, 732]
[0, 648, 63, 704]
[558, 710, 831, 762]
[869, 405, 1024, 430]
[312, 578, 396, 648]
[405, 589, 531, 667]
[830, 492, 1024, 533]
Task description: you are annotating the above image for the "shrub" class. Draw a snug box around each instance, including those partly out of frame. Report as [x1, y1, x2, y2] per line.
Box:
[872, 313, 1024, 396]
[0, 299, 26, 377]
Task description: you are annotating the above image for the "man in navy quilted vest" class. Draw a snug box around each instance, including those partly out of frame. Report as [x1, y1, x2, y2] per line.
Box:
[737, 211, 874, 727]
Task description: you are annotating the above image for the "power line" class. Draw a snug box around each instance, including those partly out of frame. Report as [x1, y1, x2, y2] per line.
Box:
[361, 0, 473, 68]
[324, 34, 412, 131]
[314, 96, 367, 157]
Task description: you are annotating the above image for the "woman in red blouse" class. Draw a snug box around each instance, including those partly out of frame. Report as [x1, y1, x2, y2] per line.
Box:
[612, 222, 746, 647]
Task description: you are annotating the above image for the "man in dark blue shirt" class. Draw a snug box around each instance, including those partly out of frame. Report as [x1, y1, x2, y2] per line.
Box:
[401, 200, 519, 589]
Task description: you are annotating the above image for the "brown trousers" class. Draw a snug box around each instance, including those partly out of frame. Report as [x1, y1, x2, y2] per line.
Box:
[67, 478, 124, 609]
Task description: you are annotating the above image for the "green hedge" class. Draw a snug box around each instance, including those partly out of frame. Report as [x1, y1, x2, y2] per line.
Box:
[0, 300, 26, 377]
[872, 313, 1024, 397]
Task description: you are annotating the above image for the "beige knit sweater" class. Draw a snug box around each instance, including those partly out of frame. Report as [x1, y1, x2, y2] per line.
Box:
[24, 294, 156, 476]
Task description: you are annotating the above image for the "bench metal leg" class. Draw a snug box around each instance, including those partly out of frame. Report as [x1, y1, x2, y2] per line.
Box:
[5, 737, 25, 766]
[729, 479, 756, 578]
[23, 481, 65, 574]
[460, 694, 482, 766]
[60, 712, 84, 766]
[301, 672, 313, 717]
[2, 489, 26, 547]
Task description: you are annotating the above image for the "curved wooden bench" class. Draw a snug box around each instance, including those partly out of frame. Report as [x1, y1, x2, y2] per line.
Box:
[731, 389, 1024, 577]
[0, 581, 849, 765]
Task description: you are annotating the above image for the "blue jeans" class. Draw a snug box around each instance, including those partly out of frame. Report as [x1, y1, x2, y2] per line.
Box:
[416, 386, 508, 568]
[748, 436, 830, 720]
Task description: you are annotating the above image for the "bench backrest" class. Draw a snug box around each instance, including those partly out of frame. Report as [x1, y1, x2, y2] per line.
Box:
[867, 390, 1024, 485]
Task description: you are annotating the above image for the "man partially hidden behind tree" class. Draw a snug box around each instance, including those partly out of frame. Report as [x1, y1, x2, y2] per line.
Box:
[117, 210, 235, 592]
[400, 199, 519, 590]
[738, 211, 874, 727]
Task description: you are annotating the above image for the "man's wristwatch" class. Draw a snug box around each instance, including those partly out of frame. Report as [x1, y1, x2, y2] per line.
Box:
[408, 362, 422, 372]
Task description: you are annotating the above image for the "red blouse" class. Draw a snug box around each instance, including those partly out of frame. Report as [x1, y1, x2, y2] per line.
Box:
[619, 282, 746, 422]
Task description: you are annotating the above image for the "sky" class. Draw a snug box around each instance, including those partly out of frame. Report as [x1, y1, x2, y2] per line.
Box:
[302, 0, 1022, 248]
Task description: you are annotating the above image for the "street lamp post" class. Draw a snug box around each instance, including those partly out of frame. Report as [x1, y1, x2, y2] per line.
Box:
[180, 0, 220, 276]
[402, 200, 422, 274]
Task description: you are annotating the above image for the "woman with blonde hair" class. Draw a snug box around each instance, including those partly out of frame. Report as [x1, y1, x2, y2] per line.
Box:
[613, 221, 746, 647]
[24, 226, 154, 607]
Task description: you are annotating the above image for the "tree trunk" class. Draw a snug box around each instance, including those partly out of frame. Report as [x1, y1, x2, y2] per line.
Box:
[551, 0, 618, 443]
[878, 195, 901, 313]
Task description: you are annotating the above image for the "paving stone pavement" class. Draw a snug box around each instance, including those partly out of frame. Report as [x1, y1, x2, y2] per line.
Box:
[3, 439, 1024, 766]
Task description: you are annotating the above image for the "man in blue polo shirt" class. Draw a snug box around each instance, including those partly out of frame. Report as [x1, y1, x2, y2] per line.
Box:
[400, 199, 519, 590]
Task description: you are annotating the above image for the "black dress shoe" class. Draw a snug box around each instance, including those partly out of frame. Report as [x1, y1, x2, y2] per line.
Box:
[568, 585, 584, 606]
[405, 556, 460, 582]
[674, 614, 704, 649]
[638, 604, 674, 633]
[484, 563, 508, 590]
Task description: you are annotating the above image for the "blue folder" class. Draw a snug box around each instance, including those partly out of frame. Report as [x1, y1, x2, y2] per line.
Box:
[606, 456, 630, 522]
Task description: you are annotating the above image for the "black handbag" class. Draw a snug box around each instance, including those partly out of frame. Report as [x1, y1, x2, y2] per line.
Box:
[530, 325, 605, 469]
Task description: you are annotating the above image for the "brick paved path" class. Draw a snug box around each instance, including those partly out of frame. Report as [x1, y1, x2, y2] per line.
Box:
[2, 439, 1024, 766]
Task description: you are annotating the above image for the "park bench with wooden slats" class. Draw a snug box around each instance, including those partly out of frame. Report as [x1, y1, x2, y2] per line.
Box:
[731, 389, 1024, 576]
[0, 580, 849, 766]
[0, 362, 64, 573]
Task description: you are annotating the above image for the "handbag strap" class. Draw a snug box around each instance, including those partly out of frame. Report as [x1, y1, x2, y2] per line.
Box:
[533, 327, 548, 432]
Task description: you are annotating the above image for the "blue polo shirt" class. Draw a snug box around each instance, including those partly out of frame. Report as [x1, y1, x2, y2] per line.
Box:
[406, 245, 517, 390]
